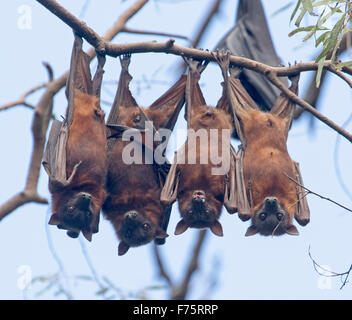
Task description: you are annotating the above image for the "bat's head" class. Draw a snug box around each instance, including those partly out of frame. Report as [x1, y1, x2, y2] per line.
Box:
[116, 106, 148, 130]
[176, 189, 223, 236]
[190, 106, 232, 131]
[117, 210, 168, 256]
[49, 191, 96, 240]
[245, 196, 298, 237]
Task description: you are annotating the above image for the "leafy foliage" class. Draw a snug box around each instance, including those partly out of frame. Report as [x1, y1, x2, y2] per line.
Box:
[289, 0, 352, 86]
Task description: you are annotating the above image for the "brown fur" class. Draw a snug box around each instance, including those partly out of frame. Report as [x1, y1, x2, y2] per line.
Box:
[175, 105, 233, 236]
[50, 90, 107, 238]
[242, 110, 298, 236]
[102, 108, 168, 255]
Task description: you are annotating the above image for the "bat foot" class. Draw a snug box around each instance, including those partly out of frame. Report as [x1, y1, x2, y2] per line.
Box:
[212, 49, 230, 70]
[119, 53, 132, 70]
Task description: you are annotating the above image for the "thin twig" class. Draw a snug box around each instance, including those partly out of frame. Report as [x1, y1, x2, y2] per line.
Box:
[152, 243, 173, 287]
[0, 0, 149, 221]
[285, 174, 352, 213]
[171, 229, 208, 300]
[123, 27, 190, 41]
[308, 246, 352, 289]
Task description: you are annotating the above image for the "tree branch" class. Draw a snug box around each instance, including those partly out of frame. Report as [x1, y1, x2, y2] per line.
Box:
[35, 0, 352, 144]
[153, 244, 173, 287]
[0, 0, 149, 220]
[171, 230, 208, 300]
[285, 174, 352, 214]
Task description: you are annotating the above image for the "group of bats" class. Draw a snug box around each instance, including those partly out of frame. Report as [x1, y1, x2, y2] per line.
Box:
[42, 34, 310, 256]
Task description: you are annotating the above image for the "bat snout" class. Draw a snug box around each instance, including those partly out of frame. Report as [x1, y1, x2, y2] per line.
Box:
[76, 193, 92, 210]
[264, 197, 278, 210]
[192, 190, 206, 203]
[124, 211, 139, 221]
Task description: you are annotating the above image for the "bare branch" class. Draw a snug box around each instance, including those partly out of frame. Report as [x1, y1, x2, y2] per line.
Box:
[308, 246, 352, 289]
[266, 72, 352, 143]
[192, 0, 223, 49]
[171, 229, 208, 300]
[152, 244, 173, 287]
[285, 174, 352, 214]
[123, 27, 190, 41]
[0, 0, 149, 220]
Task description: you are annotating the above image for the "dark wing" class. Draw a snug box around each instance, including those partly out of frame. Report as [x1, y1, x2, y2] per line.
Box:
[106, 54, 152, 148]
[293, 161, 310, 226]
[92, 53, 106, 100]
[148, 74, 187, 131]
[43, 34, 97, 187]
[234, 147, 251, 221]
[214, 50, 259, 148]
[106, 54, 138, 127]
[183, 58, 208, 126]
[42, 120, 65, 186]
[270, 74, 300, 139]
[216, 0, 288, 111]
[160, 145, 185, 206]
[223, 145, 238, 214]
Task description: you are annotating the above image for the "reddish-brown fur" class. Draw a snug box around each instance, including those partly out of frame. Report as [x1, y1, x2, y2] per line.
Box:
[242, 110, 298, 236]
[50, 90, 107, 236]
[175, 106, 233, 236]
[102, 105, 168, 255]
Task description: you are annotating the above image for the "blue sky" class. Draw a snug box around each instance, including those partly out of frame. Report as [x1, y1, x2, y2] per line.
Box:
[0, 0, 352, 299]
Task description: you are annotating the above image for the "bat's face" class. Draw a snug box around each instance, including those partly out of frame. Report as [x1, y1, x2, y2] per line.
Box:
[176, 189, 223, 236]
[246, 196, 299, 237]
[117, 106, 145, 129]
[50, 191, 95, 238]
[117, 210, 168, 255]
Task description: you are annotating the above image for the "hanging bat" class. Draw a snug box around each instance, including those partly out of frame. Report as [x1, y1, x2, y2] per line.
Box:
[216, 51, 310, 236]
[102, 54, 187, 255]
[216, 0, 288, 112]
[160, 56, 237, 237]
[42, 34, 107, 241]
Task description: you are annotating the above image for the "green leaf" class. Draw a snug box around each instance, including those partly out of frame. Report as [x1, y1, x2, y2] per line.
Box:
[302, 0, 313, 14]
[336, 60, 352, 69]
[295, 7, 308, 27]
[289, 26, 315, 37]
[315, 31, 330, 47]
[312, 0, 345, 7]
[316, 57, 326, 88]
[290, 0, 302, 22]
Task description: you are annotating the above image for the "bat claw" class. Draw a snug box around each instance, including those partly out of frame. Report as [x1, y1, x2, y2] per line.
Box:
[119, 53, 132, 70]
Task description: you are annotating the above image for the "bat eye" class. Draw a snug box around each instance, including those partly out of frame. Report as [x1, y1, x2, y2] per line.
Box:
[259, 212, 267, 221]
[134, 115, 141, 123]
[277, 212, 283, 221]
[143, 223, 151, 231]
[68, 206, 74, 213]
[205, 110, 212, 117]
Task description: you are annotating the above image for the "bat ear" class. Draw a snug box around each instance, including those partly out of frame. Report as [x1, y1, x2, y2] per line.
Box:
[245, 225, 259, 237]
[82, 229, 93, 242]
[286, 224, 299, 236]
[210, 220, 224, 237]
[48, 213, 60, 225]
[155, 228, 169, 239]
[174, 219, 189, 235]
[118, 241, 130, 256]
[66, 230, 79, 239]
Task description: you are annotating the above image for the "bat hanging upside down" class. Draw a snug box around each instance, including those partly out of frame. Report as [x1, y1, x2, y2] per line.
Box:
[161, 55, 238, 237]
[102, 54, 187, 255]
[42, 35, 107, 241]
[215, 51, 310, 237]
